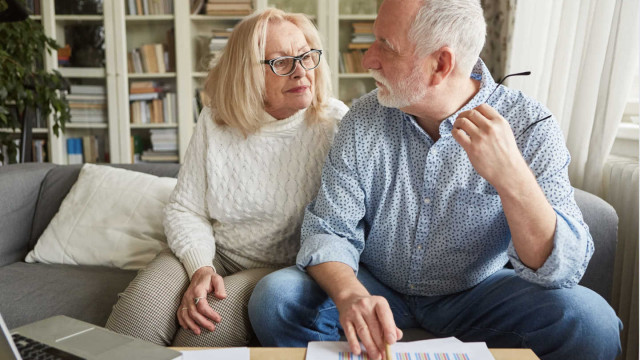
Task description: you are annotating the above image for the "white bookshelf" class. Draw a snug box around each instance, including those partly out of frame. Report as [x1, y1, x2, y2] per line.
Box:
[33, 0, 378, 165]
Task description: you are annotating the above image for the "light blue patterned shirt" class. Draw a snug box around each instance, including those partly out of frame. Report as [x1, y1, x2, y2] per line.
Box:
[297, 59, 594, 296]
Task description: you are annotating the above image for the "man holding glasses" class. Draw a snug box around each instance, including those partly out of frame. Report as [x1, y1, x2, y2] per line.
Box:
[248, 0, 622, 359]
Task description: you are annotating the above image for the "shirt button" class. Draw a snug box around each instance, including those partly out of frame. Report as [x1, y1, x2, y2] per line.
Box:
[409, 284, 415, 290]
[423, 197, 431, 204]
[431, 149, 438, 155]
[417, 245, 423, 250]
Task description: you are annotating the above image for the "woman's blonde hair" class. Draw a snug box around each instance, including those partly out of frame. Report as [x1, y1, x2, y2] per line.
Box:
[204, 8, 333, 136]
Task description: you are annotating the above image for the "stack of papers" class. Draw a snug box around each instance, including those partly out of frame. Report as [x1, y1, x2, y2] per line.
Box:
[307, 337, 495, 360]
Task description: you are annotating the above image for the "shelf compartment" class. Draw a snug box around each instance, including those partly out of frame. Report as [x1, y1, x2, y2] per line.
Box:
[58, 67, 106, 78]
[338, 15, 377, 21]
[65, 123, 108, 129]
[128, 72, 177, 79]
[0, 128, 49, 134]
[190, 15, 246, 21]
[55, 15, 104, 22]
[340, 73, 373, 79]
[125, 15, 175, 21]
[130, 123, 179, 129]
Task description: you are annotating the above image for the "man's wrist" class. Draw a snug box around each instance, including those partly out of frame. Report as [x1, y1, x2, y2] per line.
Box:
[493, 158, 535, 197]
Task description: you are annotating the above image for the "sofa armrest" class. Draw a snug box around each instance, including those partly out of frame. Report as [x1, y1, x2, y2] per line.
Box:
[0, 163, 56, 267]
[574, 188, 618, 302]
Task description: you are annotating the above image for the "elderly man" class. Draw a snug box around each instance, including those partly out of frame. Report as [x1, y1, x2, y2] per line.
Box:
[248, 0, 621, 359]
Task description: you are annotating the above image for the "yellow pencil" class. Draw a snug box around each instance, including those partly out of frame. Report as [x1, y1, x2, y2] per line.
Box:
[385, 343, 392, 360]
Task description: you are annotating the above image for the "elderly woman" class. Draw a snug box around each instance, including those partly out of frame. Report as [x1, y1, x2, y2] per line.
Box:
[105, 8, 347, 347]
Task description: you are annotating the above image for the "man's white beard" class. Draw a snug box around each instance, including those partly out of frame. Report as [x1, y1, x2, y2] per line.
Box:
[370, 67, 427, 108]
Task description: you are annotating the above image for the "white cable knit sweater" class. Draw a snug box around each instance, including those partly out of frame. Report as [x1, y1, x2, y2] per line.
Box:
[164, 98, 348, 278]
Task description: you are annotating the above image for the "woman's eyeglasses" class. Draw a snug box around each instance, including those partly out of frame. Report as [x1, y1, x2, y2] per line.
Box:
[261, 49, 322, 76]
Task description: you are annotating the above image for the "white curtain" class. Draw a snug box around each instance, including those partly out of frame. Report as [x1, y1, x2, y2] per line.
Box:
[505, 0, 639, 196]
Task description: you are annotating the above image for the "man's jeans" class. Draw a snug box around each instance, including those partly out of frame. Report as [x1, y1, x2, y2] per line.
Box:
[248, 266, 622, 360]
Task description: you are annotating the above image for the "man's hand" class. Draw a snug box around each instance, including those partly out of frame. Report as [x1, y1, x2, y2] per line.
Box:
[452, 103, 557, 269]
[452, 103, 529, 191]
[336, 294, 403, 360]
[177, 266, 227, 335]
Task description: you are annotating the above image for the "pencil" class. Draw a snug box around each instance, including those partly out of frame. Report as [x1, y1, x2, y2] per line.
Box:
[385, 343, 392, 360]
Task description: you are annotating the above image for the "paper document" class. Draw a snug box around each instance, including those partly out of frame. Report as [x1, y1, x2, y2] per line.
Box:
[306, 339, 495, 360]
[180, 347, 250, 360]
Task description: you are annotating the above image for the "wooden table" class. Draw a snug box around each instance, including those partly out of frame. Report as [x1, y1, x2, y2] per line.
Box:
[173, 347, 541, 360]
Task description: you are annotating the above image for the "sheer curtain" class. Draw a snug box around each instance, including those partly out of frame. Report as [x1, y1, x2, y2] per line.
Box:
[505, 0, 638, 195]
[505, 1, 639, 359]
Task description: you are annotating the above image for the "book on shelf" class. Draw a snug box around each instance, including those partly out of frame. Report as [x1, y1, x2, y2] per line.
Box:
[131, 135, 144, 163]
[130, 0, 175, 16]
[70, 85, 106, 95]
[32, 139, 47, 163]
[351, 22, 374, 33]
[140, 150, 179, 163]
[66, 138, 83, 165]
[341, 50, 367, 73]
[129, 42, 170, 74]
[347, 43, 372, 50]
[193, 89, 209, 122]
[347, 22, 374, 53]
[141, 128, 179, 163]
[82, 135, 99, 163]
[205, 0, 252, 15]
[149, 128, 178, 151]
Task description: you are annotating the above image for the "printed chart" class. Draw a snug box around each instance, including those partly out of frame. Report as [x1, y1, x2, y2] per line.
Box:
[338, 352, 471, 360]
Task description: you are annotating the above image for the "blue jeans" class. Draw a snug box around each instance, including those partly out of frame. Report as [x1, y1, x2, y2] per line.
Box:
[248, 265, 622, 360]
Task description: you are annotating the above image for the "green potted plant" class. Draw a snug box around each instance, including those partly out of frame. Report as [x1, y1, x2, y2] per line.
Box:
[0, 0, 69, 164]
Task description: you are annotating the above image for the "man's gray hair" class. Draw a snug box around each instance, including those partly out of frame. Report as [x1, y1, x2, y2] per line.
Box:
[408, 0, 486, 76]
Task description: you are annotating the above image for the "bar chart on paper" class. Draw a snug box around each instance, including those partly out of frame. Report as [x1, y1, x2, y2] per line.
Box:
[308, 339, 495, 360]
[338, 352, 471, 360]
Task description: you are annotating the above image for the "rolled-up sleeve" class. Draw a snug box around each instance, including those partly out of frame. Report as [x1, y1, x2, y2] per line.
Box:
[508, 112, 594, 288]
[296, 113, 367, 273]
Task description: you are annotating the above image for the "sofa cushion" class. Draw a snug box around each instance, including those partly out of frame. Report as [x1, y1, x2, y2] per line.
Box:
[29, 163, 181, 250]
[0, 262, 136, 329]
[26, 164, 176, 270]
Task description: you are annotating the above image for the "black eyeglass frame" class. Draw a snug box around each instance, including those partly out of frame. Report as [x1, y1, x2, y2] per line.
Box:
[261, 49, 323, 76]
[483, 70, 552, 140]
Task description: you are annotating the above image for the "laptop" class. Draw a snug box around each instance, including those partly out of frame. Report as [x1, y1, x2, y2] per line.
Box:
[1, 313, 181, 360]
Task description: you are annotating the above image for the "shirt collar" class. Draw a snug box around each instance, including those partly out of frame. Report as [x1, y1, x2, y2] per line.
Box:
[442, 58, 496, 128]
[397, 58, 497, 138]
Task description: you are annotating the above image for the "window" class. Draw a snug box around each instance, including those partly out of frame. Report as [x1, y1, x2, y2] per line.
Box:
[611, 71, 639, 158]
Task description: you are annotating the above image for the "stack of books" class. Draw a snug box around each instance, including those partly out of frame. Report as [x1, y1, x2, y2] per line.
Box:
[205, 0, 253, 16]
[141, 129, 179, 163]
[208, 28, 232, 68]
[67, 85, 107, 123]
[129, 81, 177, 124]
[340, 22, 374, 73]
[128, 43, 169, 74]
[127, 0, 173, 15]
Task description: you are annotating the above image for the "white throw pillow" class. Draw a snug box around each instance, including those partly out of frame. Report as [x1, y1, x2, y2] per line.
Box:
[25, 163, 177, 270]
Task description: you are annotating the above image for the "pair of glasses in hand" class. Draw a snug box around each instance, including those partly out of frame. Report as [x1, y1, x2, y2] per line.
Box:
[484, 71, 552, 140]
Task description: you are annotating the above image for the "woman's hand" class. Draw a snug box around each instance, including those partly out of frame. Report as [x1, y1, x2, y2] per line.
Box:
[177, 266, 227, 335]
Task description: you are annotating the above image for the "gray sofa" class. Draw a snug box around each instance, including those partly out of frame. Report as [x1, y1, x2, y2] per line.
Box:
[0, 163, 619, 339]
